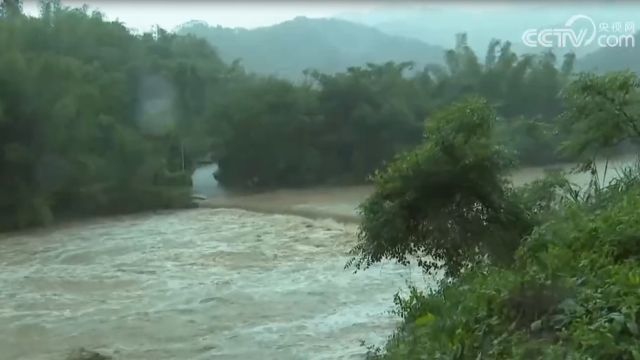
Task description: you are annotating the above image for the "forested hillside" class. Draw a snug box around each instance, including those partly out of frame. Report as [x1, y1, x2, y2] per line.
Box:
[0, 0, 241, 230]
[1, 0, 630, 232]
[175, 17, 445, 81]
[213, 35, 581, 189]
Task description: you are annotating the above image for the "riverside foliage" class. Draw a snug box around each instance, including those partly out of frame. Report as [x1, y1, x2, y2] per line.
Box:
[353, 71, 640, 359]
[0, 1, 582, 230]
[3, 0, 640, 356]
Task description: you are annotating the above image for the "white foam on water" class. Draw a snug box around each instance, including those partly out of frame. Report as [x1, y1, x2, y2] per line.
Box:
[0, 208, 436, 360]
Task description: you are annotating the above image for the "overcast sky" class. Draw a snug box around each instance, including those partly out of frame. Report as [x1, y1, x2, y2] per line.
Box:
[20, 1, 527, 32]
[20, 0, 639, 51]
[21, 1, 381, 31]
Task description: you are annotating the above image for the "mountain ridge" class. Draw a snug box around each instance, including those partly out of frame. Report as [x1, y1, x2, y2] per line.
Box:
[176, 16, 446, 81]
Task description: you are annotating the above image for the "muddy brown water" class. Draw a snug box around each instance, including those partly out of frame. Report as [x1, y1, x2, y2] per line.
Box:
[1, 209, 433, 360]
[1, 156, 636, 360]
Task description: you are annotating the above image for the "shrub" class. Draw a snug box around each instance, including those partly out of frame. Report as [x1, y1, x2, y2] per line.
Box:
[348, 97, 532, 277]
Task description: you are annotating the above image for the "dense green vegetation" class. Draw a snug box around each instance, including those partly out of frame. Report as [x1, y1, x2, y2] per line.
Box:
[4, 0, 640, 356]
[214, 35, 578, 190]
[1, 0, 633, 236]
[351, 71, 640, 359]
[0, 0, 240, 230]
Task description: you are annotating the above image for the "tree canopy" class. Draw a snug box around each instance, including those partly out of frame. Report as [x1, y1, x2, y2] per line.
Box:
[212, 35, 580, 190]
[358, 71, 640, 360]
[0, 1, 237, 229]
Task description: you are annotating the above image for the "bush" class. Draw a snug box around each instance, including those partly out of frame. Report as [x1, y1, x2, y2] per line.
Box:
[370, 172, 640, 359]
[348, 97, 532, 277]
[359, 73, 640, 358]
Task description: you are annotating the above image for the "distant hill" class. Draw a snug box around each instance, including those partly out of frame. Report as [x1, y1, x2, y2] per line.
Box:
[576, 33, 639, 73]
[175, 17, 445, 81]
[336, 4, 640, 59]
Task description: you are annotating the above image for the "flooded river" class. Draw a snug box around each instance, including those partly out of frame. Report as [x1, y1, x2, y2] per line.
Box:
[0, 209, 431, 360]
[1, 156, 636, 360]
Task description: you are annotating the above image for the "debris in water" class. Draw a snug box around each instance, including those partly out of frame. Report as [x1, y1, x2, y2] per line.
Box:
[66, 348, 112, 360]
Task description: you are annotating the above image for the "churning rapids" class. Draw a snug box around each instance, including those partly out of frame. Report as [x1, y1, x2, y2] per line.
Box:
[0, 208, 432, 360]
[0, 157, 635, 360]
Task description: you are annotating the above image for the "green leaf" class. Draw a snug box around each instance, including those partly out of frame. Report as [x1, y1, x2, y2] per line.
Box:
[415, 313, 436, 327]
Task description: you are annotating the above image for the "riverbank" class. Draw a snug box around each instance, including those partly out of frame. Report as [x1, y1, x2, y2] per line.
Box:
[3, 156, 637, 359]
[198, 186, 370, 223]
[198, 155, 638, 223]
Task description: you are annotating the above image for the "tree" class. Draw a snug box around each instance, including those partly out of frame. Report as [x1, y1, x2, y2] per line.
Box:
[348, 97, 532, 277]
[0, 0, 22, 19]
[559, 71, 640, 161]
[365, 75, 640, 360]
[212, 34, 579, 190]
[0, 4, 233, 230]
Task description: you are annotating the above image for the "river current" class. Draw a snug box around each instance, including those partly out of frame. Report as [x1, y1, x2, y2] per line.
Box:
[0, 208, 431, 360]
[1, 157, 635, 359]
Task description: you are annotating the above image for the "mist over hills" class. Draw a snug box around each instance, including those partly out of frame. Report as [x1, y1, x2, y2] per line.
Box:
[177, 9, 640, 80]
[176, 17, 445, 81]
[576, 32, 640, 73]
[336, 3, 640, 59]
